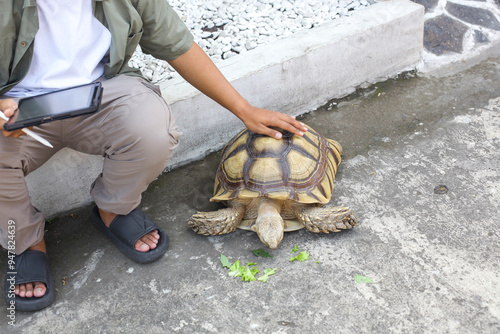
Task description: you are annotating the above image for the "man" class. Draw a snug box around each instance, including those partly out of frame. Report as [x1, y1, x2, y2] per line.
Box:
[0, 0, 307, 311]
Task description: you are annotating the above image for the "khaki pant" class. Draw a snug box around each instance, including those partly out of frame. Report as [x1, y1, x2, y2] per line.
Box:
[0, 75, 182, 254]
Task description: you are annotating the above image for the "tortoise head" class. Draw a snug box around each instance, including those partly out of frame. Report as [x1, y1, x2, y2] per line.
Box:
[255, 215, 284, 249]
[254, 198, 285, 249]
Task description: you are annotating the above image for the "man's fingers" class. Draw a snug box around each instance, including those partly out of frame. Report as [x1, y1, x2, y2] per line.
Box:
[0, 99, 19, 118]
[273, 116, 307, 137]
[1, 128, 25, 138]
[1, 98, 22, 138]
[3, 107, 16, 118]
[240, 107, 309, 139]
[252, 124, 281, 139]
[261, 120, 304, 140]
[281, 121, 305, 137]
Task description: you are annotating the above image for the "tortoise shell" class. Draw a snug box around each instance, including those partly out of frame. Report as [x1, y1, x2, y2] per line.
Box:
[211, 126, 342, 204]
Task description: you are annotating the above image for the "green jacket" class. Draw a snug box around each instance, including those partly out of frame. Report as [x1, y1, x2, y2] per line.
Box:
[0, 0, 194, 95]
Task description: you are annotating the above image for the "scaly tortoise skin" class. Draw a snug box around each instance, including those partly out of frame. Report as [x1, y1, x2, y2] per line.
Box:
[188, 125, 359, 249]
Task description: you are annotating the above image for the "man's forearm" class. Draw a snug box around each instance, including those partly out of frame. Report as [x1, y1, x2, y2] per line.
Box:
[167, 42, 250, 117]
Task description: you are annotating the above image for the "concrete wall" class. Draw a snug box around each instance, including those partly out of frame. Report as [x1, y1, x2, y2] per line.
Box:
[26, 0, 425, 217]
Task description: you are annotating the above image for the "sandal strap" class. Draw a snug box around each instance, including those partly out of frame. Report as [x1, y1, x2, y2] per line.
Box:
[10, 250, 51, 286]
[107, 208, 158, 248]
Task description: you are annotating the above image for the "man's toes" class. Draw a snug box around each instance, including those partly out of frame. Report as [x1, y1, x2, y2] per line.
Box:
[34, 282, 47, 298]
[135, 231, 160, 252]
[143, 233, 159, 245]
[145, 229, 160, 241]
[141, 235, 158, 249]
[25, 283, 34, 298]
[134, 239, 150, 252]
[146, 239, 158, 250]
[17, 284, 26, 297]
[14, 282, 46, 298]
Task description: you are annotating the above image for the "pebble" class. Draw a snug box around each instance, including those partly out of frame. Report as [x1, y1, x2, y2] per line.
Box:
[223, 51, 238, 59]
[130, 0, 372, 83]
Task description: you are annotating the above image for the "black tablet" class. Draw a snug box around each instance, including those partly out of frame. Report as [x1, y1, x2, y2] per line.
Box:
[3, 82, 103, 131]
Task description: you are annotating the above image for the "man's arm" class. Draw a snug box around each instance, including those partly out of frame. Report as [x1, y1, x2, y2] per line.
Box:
[0, 99, 24, 138]
[167, 42, 307, 139]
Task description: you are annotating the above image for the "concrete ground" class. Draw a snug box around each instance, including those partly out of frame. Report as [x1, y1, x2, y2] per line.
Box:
[2, 52, 499, 332]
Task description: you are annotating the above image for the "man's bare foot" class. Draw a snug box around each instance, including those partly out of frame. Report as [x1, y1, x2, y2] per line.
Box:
[15, 239, 47, 298]
[98, 208, 159, 252]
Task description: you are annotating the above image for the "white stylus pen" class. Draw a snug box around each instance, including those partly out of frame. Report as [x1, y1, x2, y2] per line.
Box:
[0, 111, 53, 148]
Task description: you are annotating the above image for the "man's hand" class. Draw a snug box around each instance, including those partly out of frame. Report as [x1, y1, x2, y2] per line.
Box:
[234, 101, 307, 139]
[0, 99, 24, 138]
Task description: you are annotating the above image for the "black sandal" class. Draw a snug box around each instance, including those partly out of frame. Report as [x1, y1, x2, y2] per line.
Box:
[90, 206, 169, 263]
[4, 250, 55, 312]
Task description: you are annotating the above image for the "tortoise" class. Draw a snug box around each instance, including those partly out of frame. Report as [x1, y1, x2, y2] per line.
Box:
[188, 124, 359, 249]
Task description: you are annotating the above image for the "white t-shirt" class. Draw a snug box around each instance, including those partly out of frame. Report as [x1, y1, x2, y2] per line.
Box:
[7, 0, 111, 97]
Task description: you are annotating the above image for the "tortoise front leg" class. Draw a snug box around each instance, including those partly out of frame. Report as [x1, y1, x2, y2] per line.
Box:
[188, 202, 246, 235]
[292, 205, 359, 233]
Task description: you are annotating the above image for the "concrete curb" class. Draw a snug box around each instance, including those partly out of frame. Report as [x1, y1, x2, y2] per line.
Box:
[26, 0, 424, 217]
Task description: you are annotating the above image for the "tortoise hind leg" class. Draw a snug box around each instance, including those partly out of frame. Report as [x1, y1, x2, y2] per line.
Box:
[292, 205, 359, 233]
[188, 203, 245, 235]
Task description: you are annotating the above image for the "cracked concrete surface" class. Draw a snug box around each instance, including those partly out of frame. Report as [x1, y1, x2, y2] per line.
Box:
[2, 55, 499, 333]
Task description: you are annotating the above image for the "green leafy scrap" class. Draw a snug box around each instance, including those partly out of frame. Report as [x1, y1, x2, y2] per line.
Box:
[228, 260, 244, 277]
[242, 266, 259, 282]
[354, 275, 376, 284]
[290, 251, 310, 262]
[220, 246, 309, 284]
[252, 249, 273, 258]
[257, 268, 277, 283]
[220, 254, 231, 269]
[220, 254, 275, 283]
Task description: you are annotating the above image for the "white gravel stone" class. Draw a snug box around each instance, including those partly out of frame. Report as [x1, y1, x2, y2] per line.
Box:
[232, 45, 245, 53]
[129, 0, 373, 84]
[223, 51, 238, 59]
[245, 40, 258, 50]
